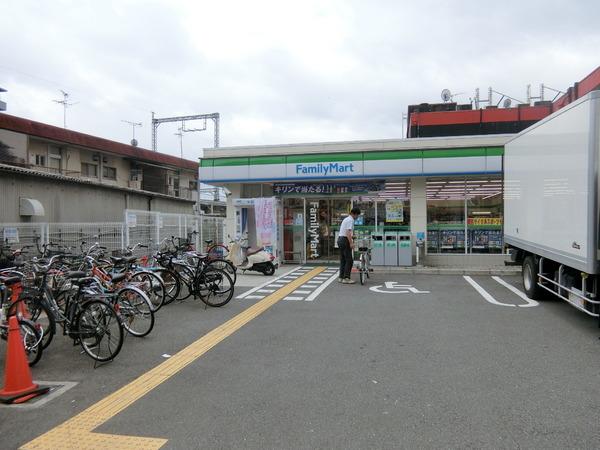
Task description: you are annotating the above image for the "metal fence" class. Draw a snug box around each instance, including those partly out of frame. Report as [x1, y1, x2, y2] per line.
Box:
[0, 210, 226, 255]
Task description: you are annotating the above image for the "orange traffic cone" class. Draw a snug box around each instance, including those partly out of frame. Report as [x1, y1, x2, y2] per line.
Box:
[0, 316, 49, 404]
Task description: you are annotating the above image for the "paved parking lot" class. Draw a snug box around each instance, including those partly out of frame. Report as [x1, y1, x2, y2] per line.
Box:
[2, 268, 600, 449]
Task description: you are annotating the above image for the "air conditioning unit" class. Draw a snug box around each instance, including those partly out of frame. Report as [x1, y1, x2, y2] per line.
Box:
[128, 180, 142, 189]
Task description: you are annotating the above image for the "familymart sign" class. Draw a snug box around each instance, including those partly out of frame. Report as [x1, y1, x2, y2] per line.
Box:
[200, 147, 503, 183]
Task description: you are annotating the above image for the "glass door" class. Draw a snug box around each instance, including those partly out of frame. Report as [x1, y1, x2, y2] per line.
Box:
[283, 198, 305, 263]
[306, 198, 351, 263]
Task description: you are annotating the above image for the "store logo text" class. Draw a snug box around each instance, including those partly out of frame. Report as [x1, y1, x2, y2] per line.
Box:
[296, 162, 355, 176]
[309, 201, 319, 259]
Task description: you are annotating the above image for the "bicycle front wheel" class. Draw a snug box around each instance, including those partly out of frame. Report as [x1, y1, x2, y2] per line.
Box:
[19, 318, 44, 366]
[116, 287, 155, 337]
[153, 268, 180, 305]
[205, 259, 237, 284]
[171, 263, 195, 300]
[77, 300, 123, 362]
[129, 271, 165, 312]
[193, 268, 234, 307]
[10, 297, 56, 350]
[207, 244, 229, 260]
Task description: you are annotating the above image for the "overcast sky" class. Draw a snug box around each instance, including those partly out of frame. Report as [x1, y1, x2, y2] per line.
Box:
[1, 0, 599, 161]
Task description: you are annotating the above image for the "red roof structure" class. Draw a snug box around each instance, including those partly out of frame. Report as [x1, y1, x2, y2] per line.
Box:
[0, 113, 198, 171]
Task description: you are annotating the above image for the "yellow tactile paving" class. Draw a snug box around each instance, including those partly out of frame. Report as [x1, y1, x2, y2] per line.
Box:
[21, 267, 326, 450]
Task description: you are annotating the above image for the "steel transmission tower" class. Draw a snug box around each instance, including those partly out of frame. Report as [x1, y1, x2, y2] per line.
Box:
[151, 112, 220, 152]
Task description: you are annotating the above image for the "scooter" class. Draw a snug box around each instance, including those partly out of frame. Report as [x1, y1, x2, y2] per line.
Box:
[227, 235, 278, 276]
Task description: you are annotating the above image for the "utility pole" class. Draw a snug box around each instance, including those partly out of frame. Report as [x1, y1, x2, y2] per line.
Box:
[174, 127, 184, 158]
[151, 112, 220, 152]
[121, 120, 142, 146]
[52, 90, 77, 128]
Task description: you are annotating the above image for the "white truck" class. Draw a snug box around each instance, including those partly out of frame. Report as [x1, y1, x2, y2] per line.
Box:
[504, 90, 600, 318]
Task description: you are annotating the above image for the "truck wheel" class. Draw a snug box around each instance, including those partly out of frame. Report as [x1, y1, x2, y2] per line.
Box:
[523, 256, 543, 299]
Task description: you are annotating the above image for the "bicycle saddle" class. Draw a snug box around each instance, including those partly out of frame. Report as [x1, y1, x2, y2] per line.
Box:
[66, 271, 87, 279]
[110, 256, 137, 265]
[111, 273, 127, 283]
[72, 277, 96, 286]
[204, 240, 213, 245]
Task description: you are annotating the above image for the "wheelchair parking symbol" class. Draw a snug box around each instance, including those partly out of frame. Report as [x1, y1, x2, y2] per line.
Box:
[369, 281, 430, 294]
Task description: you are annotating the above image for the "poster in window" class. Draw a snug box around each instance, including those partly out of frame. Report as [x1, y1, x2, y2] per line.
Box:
[385, 200, 404, 223]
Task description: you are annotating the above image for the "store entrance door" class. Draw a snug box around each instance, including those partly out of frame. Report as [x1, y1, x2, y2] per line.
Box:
[306, 198, 351, 263]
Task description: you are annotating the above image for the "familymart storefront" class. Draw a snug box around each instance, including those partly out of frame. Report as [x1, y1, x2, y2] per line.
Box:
[200, 135, 510, 265]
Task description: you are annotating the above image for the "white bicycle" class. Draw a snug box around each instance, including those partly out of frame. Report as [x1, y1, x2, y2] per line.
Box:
[356, 239, 372, 285]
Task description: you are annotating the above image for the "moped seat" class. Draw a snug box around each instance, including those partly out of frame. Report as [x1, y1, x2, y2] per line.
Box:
[246, 247, 264, 256]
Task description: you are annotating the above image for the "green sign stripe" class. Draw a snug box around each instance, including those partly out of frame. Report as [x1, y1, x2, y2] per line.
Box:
[286, 153, 360, 163]
[212, 157, 249, 167]
[421, 148, 486, 158]
[202, 145, 504, 167]
[486, 147, 504, 156]
[249, 156, 286, 165]
[363, 150, 422, 161]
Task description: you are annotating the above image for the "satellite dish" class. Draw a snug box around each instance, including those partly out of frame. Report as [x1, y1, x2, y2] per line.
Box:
[441, 89, 452, 102]
[503, 98, 512, 108]
[131, 138, 138, 147]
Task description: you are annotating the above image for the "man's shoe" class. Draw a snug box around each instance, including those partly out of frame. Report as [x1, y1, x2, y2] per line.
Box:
[338, 278, 343, 283]
[342, 278, 356, 284]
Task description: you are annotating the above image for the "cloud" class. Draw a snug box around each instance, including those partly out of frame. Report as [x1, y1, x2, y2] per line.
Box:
[1, 0, 599, 158]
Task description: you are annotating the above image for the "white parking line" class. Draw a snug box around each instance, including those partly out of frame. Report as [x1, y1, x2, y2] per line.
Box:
[243, 295, 265, 300]
[463, 276, 516, 307]
[268, 284, 284, 288]
[305, 272, 339, 302]
[256, 289, 275, 293]
[492, 276, 539, 308]
[284, 296, 304, 301]
[293, 290, 312, 294]
[236, 267, 301, 299]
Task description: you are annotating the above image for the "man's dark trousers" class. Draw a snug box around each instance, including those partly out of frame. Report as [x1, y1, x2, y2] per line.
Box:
[338, 236, 353, 279]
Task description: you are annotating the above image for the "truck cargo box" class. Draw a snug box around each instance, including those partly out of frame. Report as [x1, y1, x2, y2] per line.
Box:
[504, 91, 600, 274]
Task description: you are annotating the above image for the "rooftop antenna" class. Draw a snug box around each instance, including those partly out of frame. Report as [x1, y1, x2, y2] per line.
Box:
[121, 120, 142, 147]
[441, 89, 467, 104]
[540, 84, 565, 102]
[52, 90, 78, 128]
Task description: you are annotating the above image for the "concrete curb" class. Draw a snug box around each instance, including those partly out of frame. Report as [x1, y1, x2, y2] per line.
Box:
[370, 267, 521, 276]
[285, 264, 521, 276]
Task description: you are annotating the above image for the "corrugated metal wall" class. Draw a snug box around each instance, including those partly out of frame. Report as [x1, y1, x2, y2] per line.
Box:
[0, 171, 194, 223]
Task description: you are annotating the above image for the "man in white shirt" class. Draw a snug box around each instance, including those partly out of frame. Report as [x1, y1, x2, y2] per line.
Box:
[337, 207, 361, 284]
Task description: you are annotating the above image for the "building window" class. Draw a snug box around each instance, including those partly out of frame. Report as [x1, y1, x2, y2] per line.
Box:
[48, 146, 61, 172]
[81, 162, 98, 178]
[426, 177, 503, 254]
[34, 154, 46, 166]
[189, 180, 198, 190]
[103, 166, 117, 180]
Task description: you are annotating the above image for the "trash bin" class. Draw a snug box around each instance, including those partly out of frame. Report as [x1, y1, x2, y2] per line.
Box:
[398, 231, 412, 266]
[384, 231, 398, 266]
[371, 232, 384, 266]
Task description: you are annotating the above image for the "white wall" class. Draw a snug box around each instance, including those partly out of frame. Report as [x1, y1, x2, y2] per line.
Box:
[410, 177, 427, 257]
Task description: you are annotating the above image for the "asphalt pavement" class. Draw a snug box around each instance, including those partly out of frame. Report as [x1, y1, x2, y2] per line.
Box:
[2, 269, 600, 449]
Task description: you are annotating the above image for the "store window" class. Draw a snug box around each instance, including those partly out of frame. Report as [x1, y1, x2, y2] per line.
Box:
[467, 179, 503, 254]
[426, 177, 503, 254]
